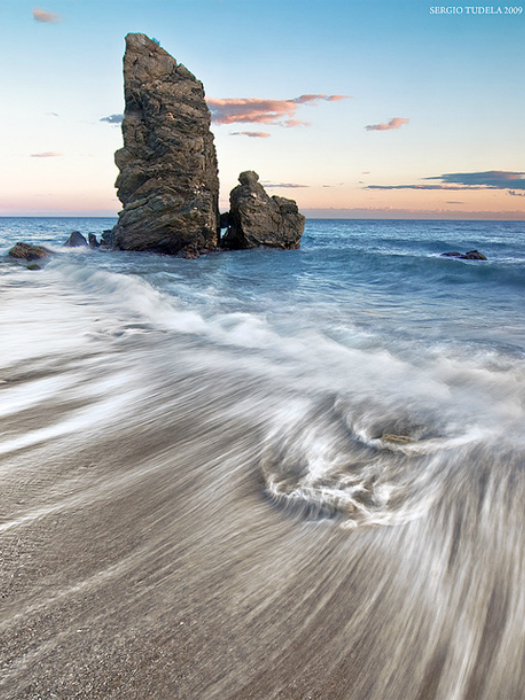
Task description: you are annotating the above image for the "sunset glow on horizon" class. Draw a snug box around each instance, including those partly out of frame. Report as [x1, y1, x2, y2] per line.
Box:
[1, 0, 523, 219]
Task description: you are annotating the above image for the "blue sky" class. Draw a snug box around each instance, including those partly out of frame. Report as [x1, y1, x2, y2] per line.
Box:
[1, 0, 524, 218]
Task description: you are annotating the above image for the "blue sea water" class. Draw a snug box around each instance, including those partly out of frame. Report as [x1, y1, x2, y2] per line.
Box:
[2, 216, 525, 515]
[2, 216, 525, 698]
[2, 216, 525, 363]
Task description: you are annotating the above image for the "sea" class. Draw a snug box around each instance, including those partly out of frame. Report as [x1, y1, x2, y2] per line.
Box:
[1, 216, 525, 699]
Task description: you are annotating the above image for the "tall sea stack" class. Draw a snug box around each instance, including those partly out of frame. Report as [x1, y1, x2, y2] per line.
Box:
[110, 34, 220, 255]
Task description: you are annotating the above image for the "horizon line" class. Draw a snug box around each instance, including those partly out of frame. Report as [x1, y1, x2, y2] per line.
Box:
[1, 213, 523, 222]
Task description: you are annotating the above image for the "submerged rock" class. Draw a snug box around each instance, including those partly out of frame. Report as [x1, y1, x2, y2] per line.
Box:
[88, 233, 100, 249]
[8, 242, 54, 261]
[381, 434, 414, 445]
[462, 249, 487, 260]
[442, 249, 487, 260]
[220, 171, 305, 250]
[100, 230, 113, 247]
[64, 231, 88, 247]
[110, 33, 220, 256]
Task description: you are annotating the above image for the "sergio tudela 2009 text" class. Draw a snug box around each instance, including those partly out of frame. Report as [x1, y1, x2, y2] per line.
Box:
[430, 5, 523, 13]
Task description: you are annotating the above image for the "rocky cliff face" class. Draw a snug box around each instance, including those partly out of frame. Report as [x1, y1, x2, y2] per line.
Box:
[110, 34, 220, 255]
[221, 171, 305, 250]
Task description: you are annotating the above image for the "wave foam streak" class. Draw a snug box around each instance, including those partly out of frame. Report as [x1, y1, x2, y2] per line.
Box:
[1, 246, 525, 698]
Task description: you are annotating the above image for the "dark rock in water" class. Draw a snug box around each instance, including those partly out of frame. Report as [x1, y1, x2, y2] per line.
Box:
[442, 249, 487, 260]
[462, 249, 487, 260]
[219, 211, 231, 230]
[180, 246, 200, 259]
[110, 33, 220, 256]
[381, 434, 414, 445]
[220, 171, 305, 250]
[8, 242, 54, 261]
[88, 233, 100, 249]
[64, 231, 88, 247]
[27, 263, 41, 271]
[100, 230, 113, 247]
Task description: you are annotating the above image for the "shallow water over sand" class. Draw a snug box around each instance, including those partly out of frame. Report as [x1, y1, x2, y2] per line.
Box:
[1, 218, 525, 698]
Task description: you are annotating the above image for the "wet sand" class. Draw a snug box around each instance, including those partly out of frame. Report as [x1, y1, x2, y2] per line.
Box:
[2, 331, 525, 700]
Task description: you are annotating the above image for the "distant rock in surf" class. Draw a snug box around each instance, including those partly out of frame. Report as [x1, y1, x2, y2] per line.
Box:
[110, 33, 220, 256]
[442, 249, 487, 260]
[88, 234, 100, 249]
[63, 231, 88, 247]
[220, 171, 305, 250]
[8, 242, 54, 261]
[100, 230, 113, 247]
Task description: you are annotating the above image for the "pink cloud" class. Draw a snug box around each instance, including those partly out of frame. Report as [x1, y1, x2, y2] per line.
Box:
[366, 117, 409, 132]
[231, 131, 271, 138]
[33, 8, 61, 22]
[207, 94, 350, 127]
[284, 119, 310, 128]
[31, 152, 64, 158]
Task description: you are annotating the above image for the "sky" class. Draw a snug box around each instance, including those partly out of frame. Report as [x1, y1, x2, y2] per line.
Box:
[1, 0, 524, 219]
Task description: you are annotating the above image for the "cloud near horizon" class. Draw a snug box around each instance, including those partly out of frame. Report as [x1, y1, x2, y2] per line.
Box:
[33, 8, 61, 23]
[231, 131, 271, 138]
[367, 170, 525, 192]
[366, 184, 485, 191]
[31, 151, 63, 158]
[366, 117, 409, 132]
[206, 94, 350, 127]
[426, 171, 525, 190]
[262, 182, 309, 189]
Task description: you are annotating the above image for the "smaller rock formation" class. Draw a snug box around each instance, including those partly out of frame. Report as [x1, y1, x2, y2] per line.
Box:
[442, 249, 487, 260]
[8, 242, 54, 261]
[220, 171, 305, 250]
[88, 234, 100, 249]
[100, 230, 113, 247]
[64, 231, 88, 247]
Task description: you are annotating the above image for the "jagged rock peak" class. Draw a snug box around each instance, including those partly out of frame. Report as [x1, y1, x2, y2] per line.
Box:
[220, 171, 305, 250]
[110, 33, 220, 256]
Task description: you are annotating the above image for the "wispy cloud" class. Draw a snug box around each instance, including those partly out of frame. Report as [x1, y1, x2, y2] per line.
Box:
[100, 114, 124, 125]
[207, 94, 350, 127]
[366, 170, 525, 193]
[284, 119, 310, 128]
[231, 131, 271, 138]
[366, 117, 409, 132]
[33, 8, 61, 23]
[366, 184, 483, 191]
[301, 206, 525, 220]
[262, 182, 309, 189]
[31, 151, 63, 158]
[427, 171, 525, 190]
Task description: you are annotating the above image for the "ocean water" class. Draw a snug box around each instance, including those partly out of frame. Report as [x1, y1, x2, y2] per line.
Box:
[1, 216, 525, 699]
